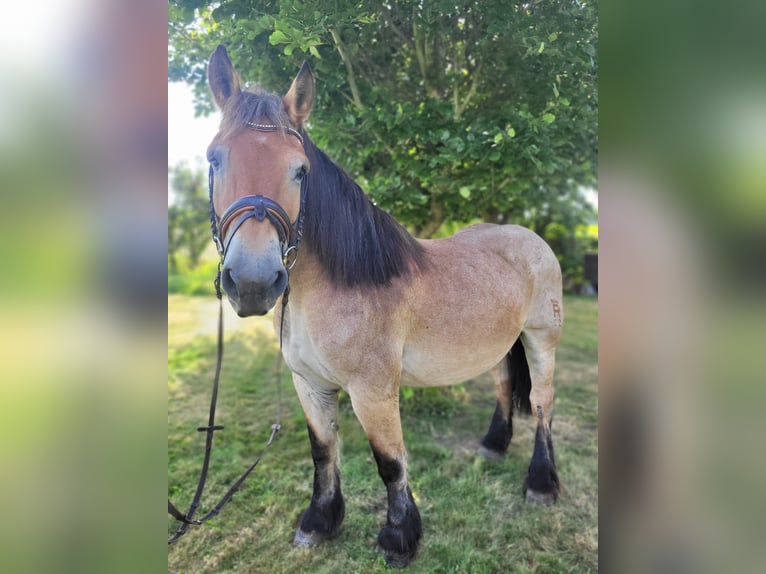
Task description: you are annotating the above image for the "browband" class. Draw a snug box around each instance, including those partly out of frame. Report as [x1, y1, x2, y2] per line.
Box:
[245, 121, 304, 146]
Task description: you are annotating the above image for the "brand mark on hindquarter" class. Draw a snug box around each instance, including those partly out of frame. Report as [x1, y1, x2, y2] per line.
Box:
[550, 299, 562, 326]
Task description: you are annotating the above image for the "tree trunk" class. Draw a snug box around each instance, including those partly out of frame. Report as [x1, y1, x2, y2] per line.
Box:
[414, 199, 445, 238]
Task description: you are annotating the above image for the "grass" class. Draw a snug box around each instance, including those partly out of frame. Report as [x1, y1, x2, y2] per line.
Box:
[168, 295, 597, 573]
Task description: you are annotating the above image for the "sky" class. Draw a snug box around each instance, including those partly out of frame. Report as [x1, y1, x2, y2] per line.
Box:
[168, 81, 221, 172]
[168, 82, 222, 204]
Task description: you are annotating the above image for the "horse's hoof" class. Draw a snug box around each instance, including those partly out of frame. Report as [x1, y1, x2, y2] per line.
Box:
[382, 549, 414, 569]
[478, 445, 506, 462]
[377, 520, 421, 568]
[525, 488, 557, 506]
[293, 528, 324, 547]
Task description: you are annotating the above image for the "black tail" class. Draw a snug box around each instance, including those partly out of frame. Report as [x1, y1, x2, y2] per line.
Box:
[509, 337, 532, 415]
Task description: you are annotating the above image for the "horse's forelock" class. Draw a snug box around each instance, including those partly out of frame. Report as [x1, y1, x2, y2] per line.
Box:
[218, 88, 294, 138]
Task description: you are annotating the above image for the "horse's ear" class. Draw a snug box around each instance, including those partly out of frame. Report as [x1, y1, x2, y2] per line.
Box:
[283, 61, 314, 128]
[208, 45, 241, 109]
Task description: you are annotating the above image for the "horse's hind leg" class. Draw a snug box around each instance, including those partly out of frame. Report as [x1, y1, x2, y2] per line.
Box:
[292, 374, 345, 546]
[347, 383, 422, 568]
[479, 356, 513, 461]
[521, 328, 561, 505]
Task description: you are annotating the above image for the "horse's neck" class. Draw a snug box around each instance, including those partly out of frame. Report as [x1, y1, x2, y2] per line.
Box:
[286, 250, 330, 300]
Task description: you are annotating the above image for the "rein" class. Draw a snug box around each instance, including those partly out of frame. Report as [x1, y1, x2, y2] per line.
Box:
[168, 122, 305, 544]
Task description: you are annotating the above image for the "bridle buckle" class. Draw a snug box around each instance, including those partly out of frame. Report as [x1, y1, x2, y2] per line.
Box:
[213, 235, 224, 256]
[283, 245, 298, 270]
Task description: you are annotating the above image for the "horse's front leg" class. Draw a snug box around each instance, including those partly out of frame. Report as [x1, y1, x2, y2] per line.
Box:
[292, 374, 345, 545]
[348, 383, 422, 568]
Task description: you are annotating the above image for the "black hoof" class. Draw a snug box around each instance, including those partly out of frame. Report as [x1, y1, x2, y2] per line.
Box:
[525, 487, 558, 505]
[524, 465, 560, 505]
[381, 549, 414, 568]
[293, 527, 328, 547]
[478, 445, 506, 462]
[378, 522, 422, 568]
[294, 493, 345, 546]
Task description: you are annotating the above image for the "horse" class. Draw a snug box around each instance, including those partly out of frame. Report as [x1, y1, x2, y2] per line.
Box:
[205, 45, 562, 568]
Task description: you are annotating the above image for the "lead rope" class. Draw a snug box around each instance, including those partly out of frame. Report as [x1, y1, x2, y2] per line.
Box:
[168, 291, 287, 544]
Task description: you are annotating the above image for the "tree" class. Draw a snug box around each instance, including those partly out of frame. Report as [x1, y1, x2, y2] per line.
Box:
[169, 1, 597, 277]
[168, 163, 211, 270]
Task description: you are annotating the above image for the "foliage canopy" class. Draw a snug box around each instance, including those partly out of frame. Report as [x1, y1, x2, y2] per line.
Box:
[169, 0, 597, 280]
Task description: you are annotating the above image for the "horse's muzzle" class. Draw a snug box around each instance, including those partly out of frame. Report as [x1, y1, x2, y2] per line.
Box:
[221, 259, 288, 316]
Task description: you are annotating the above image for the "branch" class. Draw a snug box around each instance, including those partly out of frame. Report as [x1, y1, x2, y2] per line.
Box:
[330, 28, 363, 110]
[454, 63, 482, 120]
[368, 125, 396, 157]
[413, 14, 438, 98]
[381, 5, 414, 50]
[417, 198, 445, 239]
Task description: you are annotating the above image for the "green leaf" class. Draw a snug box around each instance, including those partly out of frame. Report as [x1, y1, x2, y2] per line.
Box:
[283, 45, 294, 56]
[459, 186, 471, 199]
[493, 132, 504, 144]
[255, 14, 274, 31]
[489, 151, 501, 161]
[309, 46, 320, 59]
[538, 41, 545, 54]
[548, 32, 558, 42]
[269, 30, 288, 45]
[506, 127, 516, 138]
[542, 113, 556, 124]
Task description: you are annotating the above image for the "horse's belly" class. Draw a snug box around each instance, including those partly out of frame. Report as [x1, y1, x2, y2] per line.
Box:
[400, 334, 515, 387]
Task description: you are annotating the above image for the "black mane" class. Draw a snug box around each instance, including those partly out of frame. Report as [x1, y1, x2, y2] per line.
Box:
[301, 135, 427, 287]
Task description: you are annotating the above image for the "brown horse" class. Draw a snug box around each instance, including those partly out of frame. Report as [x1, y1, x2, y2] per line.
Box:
[205, 45, 562, 567]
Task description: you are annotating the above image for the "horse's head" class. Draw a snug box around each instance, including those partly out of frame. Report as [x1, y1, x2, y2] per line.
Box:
[206, 45, 314, 316]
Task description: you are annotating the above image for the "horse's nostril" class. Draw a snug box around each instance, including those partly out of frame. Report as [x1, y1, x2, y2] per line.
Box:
[221, 267, 237, 294]
[273, 269, 287, 289]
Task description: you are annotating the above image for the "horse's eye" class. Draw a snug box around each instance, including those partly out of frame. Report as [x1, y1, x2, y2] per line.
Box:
[294, 165, 308, 182]
[207, 149, 221, 170]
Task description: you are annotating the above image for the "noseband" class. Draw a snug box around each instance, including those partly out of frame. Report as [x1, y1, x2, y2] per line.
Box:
[208, 122, 307, 297]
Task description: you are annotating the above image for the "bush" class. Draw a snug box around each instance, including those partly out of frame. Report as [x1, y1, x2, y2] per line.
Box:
[168, 255, 218, 296]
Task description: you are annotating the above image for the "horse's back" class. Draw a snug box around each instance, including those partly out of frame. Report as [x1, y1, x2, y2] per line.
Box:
[437, 223, 562, 296]
[453, 223, 558, 262]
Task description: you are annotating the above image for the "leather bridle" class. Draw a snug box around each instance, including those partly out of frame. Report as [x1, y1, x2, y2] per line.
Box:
[208, 122, 307, 297]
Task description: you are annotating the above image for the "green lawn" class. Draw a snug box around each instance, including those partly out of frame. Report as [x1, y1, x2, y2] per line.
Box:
[168, 294, 597, 573]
